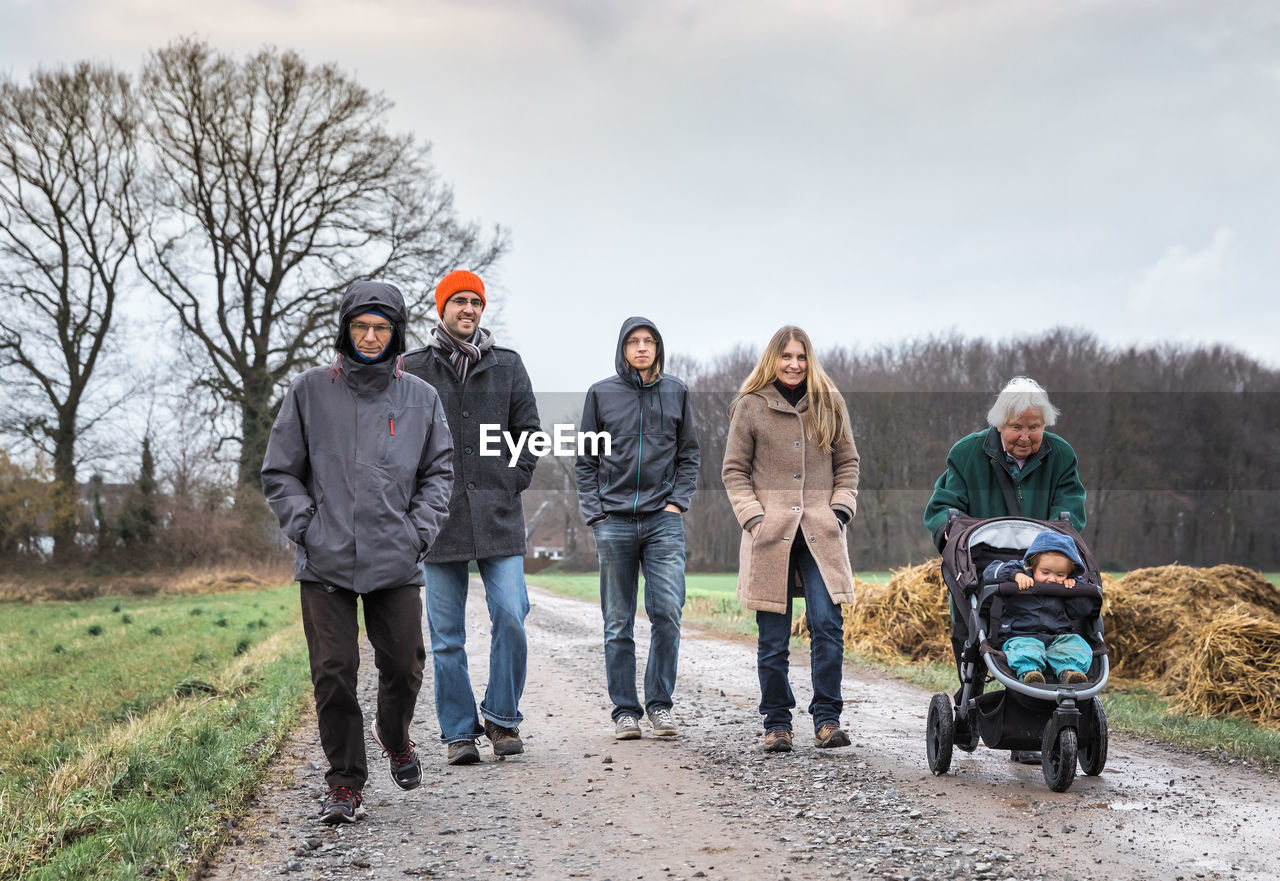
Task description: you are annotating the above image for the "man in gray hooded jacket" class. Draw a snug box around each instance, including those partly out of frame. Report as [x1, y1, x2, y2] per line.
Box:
[575, 317, 699, 740]
[262, 281, 453, 824]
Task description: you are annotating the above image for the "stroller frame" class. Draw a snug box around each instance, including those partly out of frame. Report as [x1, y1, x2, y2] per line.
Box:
[927, 512, 1110, 792]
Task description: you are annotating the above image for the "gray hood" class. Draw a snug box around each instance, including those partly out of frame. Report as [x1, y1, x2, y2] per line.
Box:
[335, 281, 408, 361]
[614, 316, 663, 387]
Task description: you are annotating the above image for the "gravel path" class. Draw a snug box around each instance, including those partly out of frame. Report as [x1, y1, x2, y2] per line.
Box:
[202, 584, 1280, 881]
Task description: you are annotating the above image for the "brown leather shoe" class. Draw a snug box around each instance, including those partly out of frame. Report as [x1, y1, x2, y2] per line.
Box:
[814, 723, 851, 748]
[483, 719, 524, 756]
[763, 728, 794, 753]
[1060, 670, 1089, 685]
[446, 739, 481, 765]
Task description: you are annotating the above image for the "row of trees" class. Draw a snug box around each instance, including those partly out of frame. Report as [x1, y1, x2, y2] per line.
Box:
[0, 40, 505, 563]
[530, 330, 1280, 571]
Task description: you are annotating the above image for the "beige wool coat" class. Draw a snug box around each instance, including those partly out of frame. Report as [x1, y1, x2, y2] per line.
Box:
[721, 385, 860, 614]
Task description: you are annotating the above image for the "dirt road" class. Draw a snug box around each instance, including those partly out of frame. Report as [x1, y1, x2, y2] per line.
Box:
[203, 584, 1279, 881]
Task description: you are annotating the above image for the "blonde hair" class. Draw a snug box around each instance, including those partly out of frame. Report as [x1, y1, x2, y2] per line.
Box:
[730, 326, 850, 452]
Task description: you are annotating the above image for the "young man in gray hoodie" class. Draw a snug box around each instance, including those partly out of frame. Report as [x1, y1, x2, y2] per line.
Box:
[575, 317, 700, 739]
[262, 281, 454, 824]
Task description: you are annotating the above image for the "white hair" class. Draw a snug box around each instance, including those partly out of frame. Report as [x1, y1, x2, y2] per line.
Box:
[986, 376, 1060, 429]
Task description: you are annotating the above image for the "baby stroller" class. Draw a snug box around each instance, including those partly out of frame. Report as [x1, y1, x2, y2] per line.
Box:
[925, 512, 1110, 792]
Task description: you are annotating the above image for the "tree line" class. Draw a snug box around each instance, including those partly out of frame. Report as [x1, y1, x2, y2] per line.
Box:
[531, 330, 1280, 573]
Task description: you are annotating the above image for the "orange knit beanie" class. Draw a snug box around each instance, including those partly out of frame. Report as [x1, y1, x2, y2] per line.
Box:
[434, 270, 486, 316]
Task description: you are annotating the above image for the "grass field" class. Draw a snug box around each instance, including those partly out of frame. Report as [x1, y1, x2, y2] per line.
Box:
[0, 584, 311, 881]
[529, 568, 1280, 768]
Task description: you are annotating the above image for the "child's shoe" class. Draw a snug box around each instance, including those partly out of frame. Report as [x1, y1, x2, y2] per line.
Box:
[1020, 670, 1046, 684]
[1060, 670, 1088, 685]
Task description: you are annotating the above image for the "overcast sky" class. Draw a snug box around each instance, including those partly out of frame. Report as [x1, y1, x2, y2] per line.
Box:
[4, 0, 1278, 399]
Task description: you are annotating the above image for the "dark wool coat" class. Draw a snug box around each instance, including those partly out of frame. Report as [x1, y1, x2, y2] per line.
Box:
[923, 427, 1087, 551]
[403, 332, 541, 562]
[721, 385, 860, 614]
[261, 282, 455, 593]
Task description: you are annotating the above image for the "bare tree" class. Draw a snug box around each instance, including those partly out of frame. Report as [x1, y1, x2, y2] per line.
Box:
[138, 39, 508, 489]
[0, 63, 141, 561]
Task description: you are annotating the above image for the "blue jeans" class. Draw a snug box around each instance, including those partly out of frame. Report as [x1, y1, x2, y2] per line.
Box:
[756, 543, 845, 733]
[1003, 634, 1093, 679]
[423, 556, 529, 742]
[592, 511, 687, 720]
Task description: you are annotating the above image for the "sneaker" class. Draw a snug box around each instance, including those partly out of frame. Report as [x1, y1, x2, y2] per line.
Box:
[763, 728, 794, 753]
[1021, 670, 1046, 684]
[814, 723, 851, 749]
[647, 707, 678, 737]
[614, 714, 642, 740]
[370, 718, 421, 790]
[484, 718, 525, 756]
[319, 786, 362, 825]
[446, 739, 481, 765]
[1060, 670, 1089, 685]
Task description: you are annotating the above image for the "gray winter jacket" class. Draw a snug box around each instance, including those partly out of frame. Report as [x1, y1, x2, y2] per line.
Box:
[261, 282, 454, 593]
[575, 317, 700, 525]
[402, 330, 541, 562]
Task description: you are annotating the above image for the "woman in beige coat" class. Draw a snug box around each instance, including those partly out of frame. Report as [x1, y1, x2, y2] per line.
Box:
[722, 326, 859, 753]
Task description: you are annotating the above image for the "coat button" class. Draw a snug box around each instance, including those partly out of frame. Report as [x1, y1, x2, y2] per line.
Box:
[794, 441, 801, 447]
[791, 506, 801, 512]
[467, 482, 476, 490]
[462, 410, 470, 418]
[464, 446, 473, 454]
[794, 474, 802, 479]
[809, 536, 817, 542]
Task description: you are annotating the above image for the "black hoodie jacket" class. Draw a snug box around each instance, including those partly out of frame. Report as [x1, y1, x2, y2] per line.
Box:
[575, 317, 700, 525]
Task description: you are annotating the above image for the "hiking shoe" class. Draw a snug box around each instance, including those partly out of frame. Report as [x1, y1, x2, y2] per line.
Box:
[614, 715, 642, 740]
[370, 718, 421, 790]
[647, 707, 678, 737]
[484, 719, 525, 756]
[319, 786, 362, 825]
[1060, 670, 1089, 685]
[814, 723, 851, 749]
[763, 728, 794, 753]
[1021, 670, 1046, 684]
[446, 739, 481, 765]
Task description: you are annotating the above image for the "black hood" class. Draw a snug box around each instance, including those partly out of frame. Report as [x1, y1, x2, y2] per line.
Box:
[335, 281, 408, 361]
[614, 316, 663, 386]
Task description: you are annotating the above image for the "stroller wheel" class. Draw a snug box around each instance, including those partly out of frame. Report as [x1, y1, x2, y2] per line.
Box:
[1078, 697, 1108, 776]
[1042, 725, 1078, 792]
[926, 693, 954, 775]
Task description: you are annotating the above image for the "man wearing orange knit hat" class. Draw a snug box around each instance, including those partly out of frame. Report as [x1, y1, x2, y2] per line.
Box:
[404, 270, 542, 765]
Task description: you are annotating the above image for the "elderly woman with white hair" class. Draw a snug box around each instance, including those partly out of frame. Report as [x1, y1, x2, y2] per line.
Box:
[924, 376, 1086, 553]
[923, 376, 1087, 765]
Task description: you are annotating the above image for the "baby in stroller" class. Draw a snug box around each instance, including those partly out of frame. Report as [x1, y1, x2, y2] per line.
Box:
[982, 531, 1096, 686]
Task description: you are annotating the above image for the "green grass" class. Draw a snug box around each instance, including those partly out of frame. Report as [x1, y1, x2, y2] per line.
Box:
[530, 570, 1280, 769]
[0, 584, 311, 881]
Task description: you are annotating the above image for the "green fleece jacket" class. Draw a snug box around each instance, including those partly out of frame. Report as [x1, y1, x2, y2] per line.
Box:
[923, 427, 1086, 550]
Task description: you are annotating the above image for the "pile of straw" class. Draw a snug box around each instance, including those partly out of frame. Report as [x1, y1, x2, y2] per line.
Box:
[1105, 564, 1280, 686]
[792, 561, 950, 662]
[1175, 611, 1280, 725]
[790, 559, 1280, 728]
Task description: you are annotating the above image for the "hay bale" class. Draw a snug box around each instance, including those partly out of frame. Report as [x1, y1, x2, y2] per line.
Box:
[798, 562, 950, 661]
[1174, 611, 1280, 727]
[1105, 564, 1280, 689]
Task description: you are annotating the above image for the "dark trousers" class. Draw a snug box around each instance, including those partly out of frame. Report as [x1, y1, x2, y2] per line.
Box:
[299, 581, 426, 791]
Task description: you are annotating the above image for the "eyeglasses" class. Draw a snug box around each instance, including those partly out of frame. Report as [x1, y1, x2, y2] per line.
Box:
[448, 296, 484, 309]
[350, 321, 394, 339]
